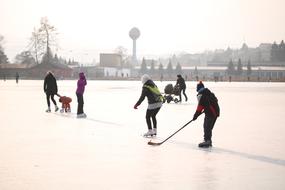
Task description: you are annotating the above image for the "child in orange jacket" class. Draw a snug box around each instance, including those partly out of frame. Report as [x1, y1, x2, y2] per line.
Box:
[57, 94, 72, 113]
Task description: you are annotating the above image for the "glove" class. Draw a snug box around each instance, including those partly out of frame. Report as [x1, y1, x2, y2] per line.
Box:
[134, 104, 138, 109]
[192, 112, 199, 121]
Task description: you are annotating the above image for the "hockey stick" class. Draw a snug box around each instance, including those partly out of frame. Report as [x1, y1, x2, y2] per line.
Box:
[148, 119, 193, 146]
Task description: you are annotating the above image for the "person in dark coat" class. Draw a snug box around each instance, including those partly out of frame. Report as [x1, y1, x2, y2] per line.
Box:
[16, 72, 19, 84]
[192, 81, 220, 148]
[44, 71, 59, 112]
[176, 74, 188, 102]
[134, 74, 163, 137]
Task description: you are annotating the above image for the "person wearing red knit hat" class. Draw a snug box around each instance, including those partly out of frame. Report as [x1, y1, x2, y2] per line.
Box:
[193, 81, 220, 148]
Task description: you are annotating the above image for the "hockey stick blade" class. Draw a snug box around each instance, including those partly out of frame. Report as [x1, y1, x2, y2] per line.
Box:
[147, 120, 194, 146]
[148, 140, 162, 146]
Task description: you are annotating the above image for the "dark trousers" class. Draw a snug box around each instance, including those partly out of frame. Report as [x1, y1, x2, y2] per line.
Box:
[146, 108, 160, 130]
[46, 93, 57, 107]
[76, 93, 84, 114]
[179, 87, 188, 102]
[203, 116, 217, 141]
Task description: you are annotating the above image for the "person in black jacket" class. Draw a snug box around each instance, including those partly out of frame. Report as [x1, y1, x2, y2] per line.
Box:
[44, 71, 59, 112]
[176, 74, 188, 102]
[192, 81, 220, 148]
[134, 74, 163, 137]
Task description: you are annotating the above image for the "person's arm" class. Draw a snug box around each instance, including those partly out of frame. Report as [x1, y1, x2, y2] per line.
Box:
[43, 77, 47, 92]
[193, 95, 204, 120]
[176, 78, 179, 85]
[134, 87, 147, 109]
[55, 78, 58, 94]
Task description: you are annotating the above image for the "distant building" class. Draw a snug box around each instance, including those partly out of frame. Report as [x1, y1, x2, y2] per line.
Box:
[100, 53, 122, 67]
[28, 62, 73, 79]
[0, 62, 73, 79]
[99, 53, 131, 78]
[0, 63, 34, 79]
[258, 43, 271, 62]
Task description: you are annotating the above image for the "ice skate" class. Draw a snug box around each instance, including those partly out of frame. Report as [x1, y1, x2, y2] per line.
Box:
[55, 105, 59, 112]
[152, 128, 157, 136]
[198, 140, 212, 148]
[143, 129, 155, 137]
[60, 108, 64, 113]
[46, 107, 51, 113]
[77, 113, 87, 118]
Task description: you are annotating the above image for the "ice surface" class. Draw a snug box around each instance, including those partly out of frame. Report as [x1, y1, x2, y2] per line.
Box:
[1, 80, 285, 190]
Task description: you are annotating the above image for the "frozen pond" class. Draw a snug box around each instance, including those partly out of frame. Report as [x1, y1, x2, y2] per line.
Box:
[1, 80, 285, 190]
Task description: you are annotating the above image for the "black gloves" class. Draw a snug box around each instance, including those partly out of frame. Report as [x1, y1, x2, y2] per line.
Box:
[192, 112, 200, 121]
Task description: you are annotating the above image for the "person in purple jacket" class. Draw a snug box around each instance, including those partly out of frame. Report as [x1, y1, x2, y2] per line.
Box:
[76, 72, 87, 118]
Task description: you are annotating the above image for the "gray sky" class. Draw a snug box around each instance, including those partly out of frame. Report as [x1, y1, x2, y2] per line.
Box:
[1, 0, 285, 63]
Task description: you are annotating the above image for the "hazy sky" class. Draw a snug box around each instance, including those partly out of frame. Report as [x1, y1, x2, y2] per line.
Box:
[1, 0, 285, 63]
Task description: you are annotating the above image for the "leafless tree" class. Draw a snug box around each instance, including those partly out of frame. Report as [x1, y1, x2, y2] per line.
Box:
[28, 17, 58, 64]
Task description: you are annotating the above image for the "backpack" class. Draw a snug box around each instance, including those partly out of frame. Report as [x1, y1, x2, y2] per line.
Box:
[144, 84, 165, 102]
[207, 92, 220, 117]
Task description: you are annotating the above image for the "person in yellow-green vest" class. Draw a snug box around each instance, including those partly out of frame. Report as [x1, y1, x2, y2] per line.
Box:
[134, 74, 164, 137]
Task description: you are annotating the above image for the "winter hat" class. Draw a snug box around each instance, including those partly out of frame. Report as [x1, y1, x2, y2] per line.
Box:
[141, 74, 151, 84]
[177, 74, 182, 78]
[196, 81, 205, 92]
[79, 72, 85, 79]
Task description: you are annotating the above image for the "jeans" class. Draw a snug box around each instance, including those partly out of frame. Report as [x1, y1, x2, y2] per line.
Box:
[145, 107, 161, 130]
[203, 116, 217, 141]
[76, 93, 84, 114]
[46, 93, 57, 107]
[179, 87, 188, 102]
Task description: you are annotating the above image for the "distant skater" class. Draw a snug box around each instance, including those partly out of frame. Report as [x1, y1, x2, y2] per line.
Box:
[16, 72, 19, 84]
[44, 71, 59, 112]
[76, 72, 87, 118]
[176, 74, 188, 102]
[57, 94, 72, 113]
[192, 81, 220, 148]
[134, 74, 163, 137]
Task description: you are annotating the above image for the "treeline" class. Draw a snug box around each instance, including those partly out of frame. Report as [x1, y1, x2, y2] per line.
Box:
[271, 40, 285, 62]
[226, 58, 252, 76]
[139, 57, 182, 77]
[0, 17, 77, 66]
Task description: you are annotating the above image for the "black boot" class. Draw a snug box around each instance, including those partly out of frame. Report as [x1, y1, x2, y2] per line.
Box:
[198, 140, 212, 148]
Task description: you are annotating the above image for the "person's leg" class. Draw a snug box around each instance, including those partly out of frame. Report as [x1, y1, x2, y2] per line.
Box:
[46, 93, 51, 108]
[77, 93, 84, 114]
[81, 95, 84, 114]
[182, 88, 188, 101]
[51, 94, 58, 111]
[145, 109, 152, 130]
[203, 116, 217, 141]
[50, 94, 57, 106]
[66, 103, 70, 109]
[179, 89, 182, 102]
[150, 107, 160, 135]
[150, 107, 160, 129]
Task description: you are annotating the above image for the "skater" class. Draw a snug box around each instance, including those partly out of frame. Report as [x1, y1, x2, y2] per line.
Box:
[15, 72, 19, 84]
[44, 71, 59, 112]
[76, 72, 87, 118]
[192, 81, 220, 148]
[134, 74, 163, 137]
[176, 74, 188, 102]
[57, 94, 72, 113]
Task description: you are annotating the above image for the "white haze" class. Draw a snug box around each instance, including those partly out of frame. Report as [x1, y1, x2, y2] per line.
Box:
[1, 0, 285, 63]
